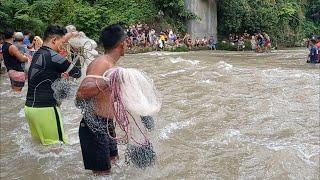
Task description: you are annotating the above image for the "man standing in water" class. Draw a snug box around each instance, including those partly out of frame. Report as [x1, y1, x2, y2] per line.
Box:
[76, 24, 126, 175]
[2, 28, 30, 91]
[308, 39, 319, 64]
[25, 25, 81, 145]
[316, 36, 320, 62]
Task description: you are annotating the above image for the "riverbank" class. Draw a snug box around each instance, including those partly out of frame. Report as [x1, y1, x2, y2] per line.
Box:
[124, 44, 307, 54]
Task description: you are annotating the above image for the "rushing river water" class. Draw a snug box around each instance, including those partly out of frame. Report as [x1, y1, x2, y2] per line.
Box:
[0, 49, 319, 180]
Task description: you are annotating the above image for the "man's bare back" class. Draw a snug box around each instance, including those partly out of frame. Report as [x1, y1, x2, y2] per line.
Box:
[76, 55, 116, 118]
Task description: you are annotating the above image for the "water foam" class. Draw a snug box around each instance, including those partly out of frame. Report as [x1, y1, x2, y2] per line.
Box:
[160, 120, 193, 140]
[262, 68, 319, 79]
[160, 70, 186, 77]
[145, 52, 187, 56]
[215, 61, 233, 71]
[221, 129, 320, 166]
[169, 57, 200, 65]
[17, 108, 25, 118]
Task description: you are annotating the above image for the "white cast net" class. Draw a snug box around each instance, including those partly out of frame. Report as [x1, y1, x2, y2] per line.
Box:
[103, 67, 161, 169]
[51, 25, 99, 104]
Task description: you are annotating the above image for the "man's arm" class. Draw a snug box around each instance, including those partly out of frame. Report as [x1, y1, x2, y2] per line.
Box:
[52, 52, 82, 78]
[9, 45, 29, 62]
[76, 79, 108, 100]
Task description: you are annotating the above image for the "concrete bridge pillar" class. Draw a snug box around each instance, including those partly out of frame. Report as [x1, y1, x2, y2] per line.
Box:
[185, 0, 218, 40]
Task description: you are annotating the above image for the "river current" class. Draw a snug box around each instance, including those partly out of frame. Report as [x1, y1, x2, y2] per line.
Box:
[0, 49, 319, 179]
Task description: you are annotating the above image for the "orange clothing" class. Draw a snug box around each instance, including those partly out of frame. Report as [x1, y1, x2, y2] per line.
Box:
[160, 35, 165, 41]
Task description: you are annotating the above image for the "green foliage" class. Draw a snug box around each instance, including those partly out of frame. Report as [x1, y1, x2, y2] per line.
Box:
[2, 0, 316, 47]
[244, 40, 252, 51]
[0, 0, 195, 40]
[218, 0, 320, 47]
[0, 0, 77, 36]
[216, 42, 237, 51]
[170, 44, 189, 52]
[71, 3, 102, 40]
[94, 0, 157, 25]
[150, 0, 197, 33]
[0, 0, 29, 32]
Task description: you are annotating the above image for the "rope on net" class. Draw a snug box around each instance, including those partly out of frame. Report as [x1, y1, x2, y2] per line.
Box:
[76, 67, 161, 169]
[105, 67, 161, 168]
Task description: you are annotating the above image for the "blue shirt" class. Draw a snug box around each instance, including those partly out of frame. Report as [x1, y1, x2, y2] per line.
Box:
[23, 37, 31, 46]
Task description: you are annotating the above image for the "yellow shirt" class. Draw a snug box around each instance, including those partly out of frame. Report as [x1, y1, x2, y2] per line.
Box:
[160, 35, 165, 41]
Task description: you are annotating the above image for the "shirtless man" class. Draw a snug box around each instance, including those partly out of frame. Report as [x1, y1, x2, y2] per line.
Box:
[76, 24, 126, 175]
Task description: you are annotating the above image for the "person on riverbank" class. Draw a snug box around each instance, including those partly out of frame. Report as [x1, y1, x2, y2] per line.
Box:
[237, 37, 245, 51]
[0, 36, 4, 73]
[24, 25, 81, 146]
[2, 28, 30, 91]
[263, 33, 271, 53]
[194, 37, 200, 47]
[256, 34, 265, 53]
[307, 39, 319, 64]
[208, 36, 216, 50]
[316, 36, 320, 62]
[251, 35, 257, 51]
[159, 32, 166, 49]
[201, 36, 208, 47]
[187, 37, 193, 50]
[76, 24, 126, 175]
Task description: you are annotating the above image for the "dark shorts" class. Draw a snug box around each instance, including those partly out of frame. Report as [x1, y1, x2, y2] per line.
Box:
[79, 117, 118, 171]
[8, 70, 25, 88]
[10, 78, 25, 88]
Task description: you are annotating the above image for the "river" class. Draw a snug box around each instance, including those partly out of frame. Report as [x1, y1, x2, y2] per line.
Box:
[0, 49, 319, 180]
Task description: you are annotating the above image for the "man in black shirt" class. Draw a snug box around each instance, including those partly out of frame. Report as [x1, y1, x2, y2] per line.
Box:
[2, 28, 30, 91]
[24, 25, 81, 145]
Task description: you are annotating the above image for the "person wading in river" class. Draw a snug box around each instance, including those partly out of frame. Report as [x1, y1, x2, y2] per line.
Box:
[2, 28, 31, 91]
[24, 25, 81, 146]
[76, 24, 126, 175]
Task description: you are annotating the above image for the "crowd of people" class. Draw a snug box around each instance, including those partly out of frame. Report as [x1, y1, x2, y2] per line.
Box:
[125, 24, 275, 53]
[124, 23, 217, 51]
[229, 31, 272, 52]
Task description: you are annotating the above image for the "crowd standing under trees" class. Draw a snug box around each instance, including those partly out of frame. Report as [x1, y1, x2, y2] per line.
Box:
[0, 0, 319, 67]
[1, 26, 319, 75]
[0, 0, 318, 46]
[124, 23, 217, 52]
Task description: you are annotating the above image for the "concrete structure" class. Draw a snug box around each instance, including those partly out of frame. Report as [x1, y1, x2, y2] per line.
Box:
[185, 0, 217, 40]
